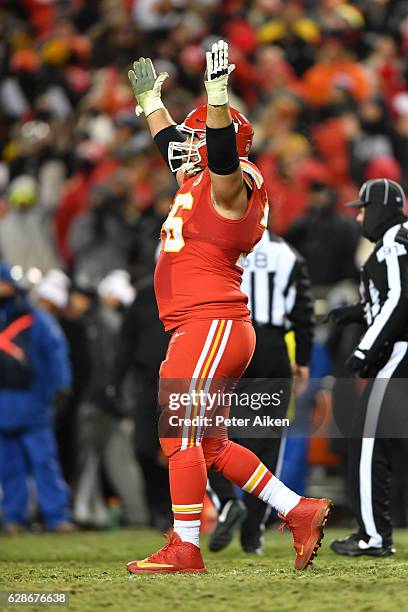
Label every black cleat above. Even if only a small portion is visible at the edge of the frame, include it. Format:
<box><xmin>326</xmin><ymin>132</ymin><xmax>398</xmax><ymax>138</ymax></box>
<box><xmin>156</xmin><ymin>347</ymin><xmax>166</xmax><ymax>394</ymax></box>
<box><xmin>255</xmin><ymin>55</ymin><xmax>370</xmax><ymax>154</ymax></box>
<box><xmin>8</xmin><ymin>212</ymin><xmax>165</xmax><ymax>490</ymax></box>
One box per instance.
<box><xmin>209</xmin><ymin>500</ymin><xmax>247</xmax><ymax>552</ymax></box>
<box><xmin>331</xmin><ymin>533</ymin><xmax>396</xmax><ymax>557</ymax></box>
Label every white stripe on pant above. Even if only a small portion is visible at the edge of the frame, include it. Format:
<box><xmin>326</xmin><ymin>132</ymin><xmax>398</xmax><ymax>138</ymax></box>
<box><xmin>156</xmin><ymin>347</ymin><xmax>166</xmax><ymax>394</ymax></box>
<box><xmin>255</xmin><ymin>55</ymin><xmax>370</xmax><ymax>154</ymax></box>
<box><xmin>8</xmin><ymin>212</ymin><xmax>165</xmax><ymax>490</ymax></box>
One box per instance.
<box><xmin>359</xmin><ymin>341</ymin><xmax>408</xmax><ymax>547</ymax></box>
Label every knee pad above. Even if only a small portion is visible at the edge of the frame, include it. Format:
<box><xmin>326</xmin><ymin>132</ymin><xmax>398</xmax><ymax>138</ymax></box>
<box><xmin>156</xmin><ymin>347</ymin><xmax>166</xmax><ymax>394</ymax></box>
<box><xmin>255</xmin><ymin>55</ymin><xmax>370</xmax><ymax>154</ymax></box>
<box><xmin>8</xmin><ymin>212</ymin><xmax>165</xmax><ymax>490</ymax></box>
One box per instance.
<box><xmin>169</xmin><ymin>444</ymin><xmax>205</xmax><ymax>469</ymax></box>
<box><xmin>160</xmin><ymin>439</ymin><xmax>206</xmax><ymax>471</ymax></box>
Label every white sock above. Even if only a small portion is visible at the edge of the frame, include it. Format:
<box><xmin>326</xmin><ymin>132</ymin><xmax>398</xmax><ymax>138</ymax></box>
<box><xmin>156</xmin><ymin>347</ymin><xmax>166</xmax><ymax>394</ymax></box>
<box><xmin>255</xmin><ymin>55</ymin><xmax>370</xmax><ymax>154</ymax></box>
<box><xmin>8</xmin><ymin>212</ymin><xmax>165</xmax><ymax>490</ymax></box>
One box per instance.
<box><xmin>173</xmin><ymin>519</ymin><xmax>200</xmax><ymax>547</ymax></box>
<box><xmin>258</xmin><ymin>476</ymin><xmax>301</xmax><ymax>516</ymax></box>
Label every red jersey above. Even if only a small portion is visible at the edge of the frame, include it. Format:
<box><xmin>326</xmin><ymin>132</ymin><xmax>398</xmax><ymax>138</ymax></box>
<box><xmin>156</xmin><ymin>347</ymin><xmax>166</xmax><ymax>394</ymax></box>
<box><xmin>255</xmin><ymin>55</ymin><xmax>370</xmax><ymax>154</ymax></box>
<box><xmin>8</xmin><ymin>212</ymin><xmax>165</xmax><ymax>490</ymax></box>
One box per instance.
<box><xmin>154</xmin><ymin>160</ymin><xmax>269</xmax><ymax>331</ymax></box>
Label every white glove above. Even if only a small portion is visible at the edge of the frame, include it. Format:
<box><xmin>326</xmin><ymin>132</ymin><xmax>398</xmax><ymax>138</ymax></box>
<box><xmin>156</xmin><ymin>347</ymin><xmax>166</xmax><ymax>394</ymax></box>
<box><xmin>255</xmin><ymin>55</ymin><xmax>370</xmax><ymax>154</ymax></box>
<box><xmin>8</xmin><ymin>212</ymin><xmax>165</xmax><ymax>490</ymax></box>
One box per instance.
<box><xmin>128</xmin><ymin>57</ymin><xmax>168</xmax><ymax>117</ymax></box>
<box><xmin>204</xmin><ymin>39</ymin><xmax>235</xmax><ymax>106</ymax></box>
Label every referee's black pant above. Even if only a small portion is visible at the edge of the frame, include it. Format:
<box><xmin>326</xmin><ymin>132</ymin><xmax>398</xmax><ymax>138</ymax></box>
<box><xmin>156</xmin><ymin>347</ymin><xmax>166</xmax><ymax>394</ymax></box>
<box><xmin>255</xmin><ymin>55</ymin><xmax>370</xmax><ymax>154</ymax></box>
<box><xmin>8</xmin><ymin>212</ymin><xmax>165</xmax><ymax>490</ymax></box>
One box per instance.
<box><xmin>209</xmin><ymin>325</ymin><xmax>292</xmax><ymax>547</ymax></box>
<box><xmin>348</xmin><ymin>341</ymin><xmax>408</xmax><ymax>548</ymax></box>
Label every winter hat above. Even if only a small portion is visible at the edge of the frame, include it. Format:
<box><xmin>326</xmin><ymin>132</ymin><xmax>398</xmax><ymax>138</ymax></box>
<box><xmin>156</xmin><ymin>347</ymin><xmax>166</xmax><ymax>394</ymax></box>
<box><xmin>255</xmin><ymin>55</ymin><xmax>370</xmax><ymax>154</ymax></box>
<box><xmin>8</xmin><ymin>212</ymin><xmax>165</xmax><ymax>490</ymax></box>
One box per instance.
<box><xmin>392</xmin><ymin>92</ymin><xmax>408</xmax><ymax>117</ymax></box>
<box><xmin>36</xmin><ymin>269</ymin><xmax>71</xmax><ymax>309</ymax></box>
<box><xmin>346</xmin><ymin>178</ymin><xmax>405</xmax><ymax>209</ymax></box>
<box><xmin>8</xmin><ymin>175</ymin><xmax>38</xmax><ymax>208</ymax></box>
<box><xmin>346</xmin><ymin>178</ymin><xmax>406</xmax><ymax>242</ymax></box>
<box><xmin>97</xmin><ymin>270</ymin><xmax>136</xmax><ymax>306</ymax></box>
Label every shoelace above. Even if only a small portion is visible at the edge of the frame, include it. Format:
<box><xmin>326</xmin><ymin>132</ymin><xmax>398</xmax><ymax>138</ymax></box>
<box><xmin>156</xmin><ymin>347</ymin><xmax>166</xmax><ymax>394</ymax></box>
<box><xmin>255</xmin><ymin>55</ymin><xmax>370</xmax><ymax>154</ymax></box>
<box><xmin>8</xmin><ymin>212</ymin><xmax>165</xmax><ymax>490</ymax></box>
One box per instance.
<box><xmin>278</xmin><ymin>513</ymin><xmax>301</xmax><ymax>553</ymax></box>
<box><xmin>278</xmin><ymin>512</ymin><xmax>287</xmax><ymax>535</ymax></box>
<box><xmin>147</xmin><ymin>531</ymin><xmax>180</xmax><ymax>563</ymax></box>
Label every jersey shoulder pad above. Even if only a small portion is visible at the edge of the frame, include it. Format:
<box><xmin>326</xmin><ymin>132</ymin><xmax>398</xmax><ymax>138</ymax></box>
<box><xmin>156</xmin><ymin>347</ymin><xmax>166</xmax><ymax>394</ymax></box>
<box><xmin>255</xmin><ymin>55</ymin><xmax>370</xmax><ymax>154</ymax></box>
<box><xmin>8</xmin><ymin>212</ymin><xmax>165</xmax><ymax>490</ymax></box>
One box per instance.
<box><xmin>239</xmin><ymin>159</ymin><xmax>264</xmax><ymax>190</ymax></box>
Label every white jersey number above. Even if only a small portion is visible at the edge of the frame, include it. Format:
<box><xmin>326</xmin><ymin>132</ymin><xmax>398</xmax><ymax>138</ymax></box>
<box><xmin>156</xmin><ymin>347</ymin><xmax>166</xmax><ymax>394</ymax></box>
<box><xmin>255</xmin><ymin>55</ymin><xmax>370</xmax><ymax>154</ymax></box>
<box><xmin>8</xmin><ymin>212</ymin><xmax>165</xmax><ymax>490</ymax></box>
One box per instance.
<box><xmin>162</xmin><ymin>192</ymin><xmax>194</xmax><ymax>252</ymax></box>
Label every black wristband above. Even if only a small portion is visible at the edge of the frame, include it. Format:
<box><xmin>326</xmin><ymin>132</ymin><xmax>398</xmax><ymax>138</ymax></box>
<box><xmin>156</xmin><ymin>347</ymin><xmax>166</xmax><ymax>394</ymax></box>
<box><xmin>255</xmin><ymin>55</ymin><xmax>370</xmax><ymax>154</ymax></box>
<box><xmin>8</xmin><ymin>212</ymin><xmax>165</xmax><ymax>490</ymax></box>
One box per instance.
<box><xmin>206</xmin><ymin>123</ymin><xmax>240</xmax><ymax>175</ymax></box>
<box><xmin>154</xmin><ymin>125</ymin><xmax>185</xmax><ymax>173</ymax></box>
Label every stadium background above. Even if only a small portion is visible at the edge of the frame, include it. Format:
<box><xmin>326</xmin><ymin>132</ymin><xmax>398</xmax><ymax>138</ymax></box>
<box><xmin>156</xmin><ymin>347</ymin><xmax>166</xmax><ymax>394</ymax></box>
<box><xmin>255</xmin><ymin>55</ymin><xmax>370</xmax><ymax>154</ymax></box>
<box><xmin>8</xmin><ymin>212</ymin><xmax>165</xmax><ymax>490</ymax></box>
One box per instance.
<box><xmin>0</xmin><ymin>0</ymin><xmax>408</xmax><ymax>603</ymax></box>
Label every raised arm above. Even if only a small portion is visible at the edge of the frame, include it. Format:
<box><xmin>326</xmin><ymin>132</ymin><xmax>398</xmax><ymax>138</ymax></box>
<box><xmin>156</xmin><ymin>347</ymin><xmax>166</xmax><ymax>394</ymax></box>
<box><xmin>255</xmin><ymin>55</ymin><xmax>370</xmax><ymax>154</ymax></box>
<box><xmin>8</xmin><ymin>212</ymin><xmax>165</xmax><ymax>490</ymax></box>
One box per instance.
<box><xmin>204</xmin><ymin>41</ymin><xmax>248</xmax><ymax>219</ymax></box>
<box><xmin>128</xmin><ymin>58</ymin><xmax>185</xmax><ymax>181</ymax></box>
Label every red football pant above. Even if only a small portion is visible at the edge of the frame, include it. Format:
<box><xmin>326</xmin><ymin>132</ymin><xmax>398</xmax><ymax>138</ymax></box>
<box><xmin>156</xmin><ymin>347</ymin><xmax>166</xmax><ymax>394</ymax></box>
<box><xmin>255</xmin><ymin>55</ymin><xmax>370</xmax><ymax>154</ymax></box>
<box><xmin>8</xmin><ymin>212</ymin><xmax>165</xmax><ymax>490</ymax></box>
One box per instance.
<box><xmin>158</xmin><ymin>319</ymin><xmax>274</xmax><ymax>523</ymax></box>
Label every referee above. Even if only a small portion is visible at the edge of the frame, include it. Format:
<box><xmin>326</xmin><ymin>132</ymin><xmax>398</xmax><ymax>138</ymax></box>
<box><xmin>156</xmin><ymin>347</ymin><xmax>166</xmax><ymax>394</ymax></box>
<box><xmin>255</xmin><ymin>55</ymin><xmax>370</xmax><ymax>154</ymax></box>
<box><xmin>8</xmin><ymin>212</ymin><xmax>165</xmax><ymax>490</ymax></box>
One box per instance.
<box><xmin>208</xmin><ymin>229</ymin><xmax>314</xmax><ymax>554</ymax></box>
<box><xmin>330</xmin><ymin>178</ymin><xmax>408</xmax><ymax>557</ymax></box>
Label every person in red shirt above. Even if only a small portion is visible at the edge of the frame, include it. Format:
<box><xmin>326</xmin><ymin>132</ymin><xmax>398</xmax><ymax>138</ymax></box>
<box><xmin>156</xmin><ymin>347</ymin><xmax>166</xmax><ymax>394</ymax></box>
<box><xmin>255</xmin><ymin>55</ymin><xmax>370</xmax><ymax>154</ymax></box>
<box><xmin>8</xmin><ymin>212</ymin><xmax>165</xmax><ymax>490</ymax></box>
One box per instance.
<box><xmin>125</xmin><ymin>41</ymin><xmax>331</xmax><ymax>574</ymax></box>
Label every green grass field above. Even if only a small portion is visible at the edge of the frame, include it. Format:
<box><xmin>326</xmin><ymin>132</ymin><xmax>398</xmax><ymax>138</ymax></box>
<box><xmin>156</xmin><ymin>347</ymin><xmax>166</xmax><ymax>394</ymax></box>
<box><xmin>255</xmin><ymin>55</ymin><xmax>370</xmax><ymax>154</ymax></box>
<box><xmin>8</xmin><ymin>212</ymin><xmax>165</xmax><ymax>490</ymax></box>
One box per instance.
<box><xmin>1</xmin><ymin>528</ymin><xmax>407</xmax><ymax>612</ymax></box>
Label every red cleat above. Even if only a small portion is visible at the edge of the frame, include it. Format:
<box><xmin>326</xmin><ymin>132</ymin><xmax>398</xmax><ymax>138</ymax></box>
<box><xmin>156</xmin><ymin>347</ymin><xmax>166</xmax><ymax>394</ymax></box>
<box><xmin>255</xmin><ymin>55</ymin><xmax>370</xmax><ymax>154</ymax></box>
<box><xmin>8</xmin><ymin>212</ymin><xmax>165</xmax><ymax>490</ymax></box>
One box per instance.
<box><xmin>127</xmin><ymin>530</ymin><xmax>206</xmax><ymax>574</ymax></box>
<box><xmin>278</xmin><ymin>497</ymin><xmax>333</xmax><ymax>570</ymax></box>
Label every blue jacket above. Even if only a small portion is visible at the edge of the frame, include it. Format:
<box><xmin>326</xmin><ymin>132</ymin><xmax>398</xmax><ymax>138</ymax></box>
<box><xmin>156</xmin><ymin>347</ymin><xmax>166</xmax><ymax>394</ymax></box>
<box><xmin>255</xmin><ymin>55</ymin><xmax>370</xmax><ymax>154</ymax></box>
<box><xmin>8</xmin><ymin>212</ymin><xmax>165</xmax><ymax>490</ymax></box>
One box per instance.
<box><xmin>0</xmin><ymin>299</ymin><xmax>71</xmax><ymax>432</ymax></box>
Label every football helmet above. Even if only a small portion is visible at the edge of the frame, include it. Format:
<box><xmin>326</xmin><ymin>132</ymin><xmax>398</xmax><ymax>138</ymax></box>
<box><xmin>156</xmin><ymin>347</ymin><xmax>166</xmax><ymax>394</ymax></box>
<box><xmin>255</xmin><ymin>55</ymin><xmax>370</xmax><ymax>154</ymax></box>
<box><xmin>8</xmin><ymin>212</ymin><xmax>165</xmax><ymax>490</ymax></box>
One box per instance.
<box><xmin>168</xmin><ymin>104</ymin><xmax>254</xmax><ymax>173</ymax></box>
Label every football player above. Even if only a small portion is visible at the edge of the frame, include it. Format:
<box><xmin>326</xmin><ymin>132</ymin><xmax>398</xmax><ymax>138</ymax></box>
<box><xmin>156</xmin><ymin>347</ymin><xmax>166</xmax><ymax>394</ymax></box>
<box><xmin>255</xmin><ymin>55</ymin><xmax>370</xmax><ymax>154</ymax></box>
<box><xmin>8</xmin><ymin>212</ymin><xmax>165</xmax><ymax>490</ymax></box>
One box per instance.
<box><xmin>126</xmin><ymin>40</ymin><xmax>331</xmax><ymax>573</ymax></box>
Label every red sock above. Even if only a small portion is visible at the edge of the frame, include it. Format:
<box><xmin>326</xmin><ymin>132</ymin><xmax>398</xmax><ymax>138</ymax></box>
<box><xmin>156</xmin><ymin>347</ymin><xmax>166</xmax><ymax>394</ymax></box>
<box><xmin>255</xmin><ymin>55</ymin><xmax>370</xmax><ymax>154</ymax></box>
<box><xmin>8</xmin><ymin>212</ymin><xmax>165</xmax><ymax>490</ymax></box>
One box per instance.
<box><xmin>212</xmin><ymin>440</ymin><xmax>273</xmax><ymax>495</ymax></box>
<box><xmin>169</xmin><ymin>445</ymin><xmax>207</xmax><ymax>546</ymax></box>
<box><xmin>209</xmin><ymin>440</ymin><xmax>300</xmax><ymax>515</ymax></box>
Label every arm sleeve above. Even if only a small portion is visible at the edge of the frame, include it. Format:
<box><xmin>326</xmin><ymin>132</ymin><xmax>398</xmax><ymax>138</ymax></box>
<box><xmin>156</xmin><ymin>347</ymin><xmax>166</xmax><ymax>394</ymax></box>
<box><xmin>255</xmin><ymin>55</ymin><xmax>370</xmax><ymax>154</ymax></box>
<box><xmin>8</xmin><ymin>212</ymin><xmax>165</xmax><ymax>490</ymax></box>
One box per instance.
<box><xmin>285</xmin><ymin>253</ymin><xmax>315</xmax><ymax>366</ymax></box>
<box><xmin>206</xmin><ymin>123</ymin><xmax>240</xmax><ymax>175</ymax></box>
<box><xmin>358</xmin><ymin>247</ymin><xmax>408</xmax><ymax>360</ymax></box>
<box><xmin>153</xmin><ymin>125</ymin><xmax>185</xmax><ymax>174</ymax></box>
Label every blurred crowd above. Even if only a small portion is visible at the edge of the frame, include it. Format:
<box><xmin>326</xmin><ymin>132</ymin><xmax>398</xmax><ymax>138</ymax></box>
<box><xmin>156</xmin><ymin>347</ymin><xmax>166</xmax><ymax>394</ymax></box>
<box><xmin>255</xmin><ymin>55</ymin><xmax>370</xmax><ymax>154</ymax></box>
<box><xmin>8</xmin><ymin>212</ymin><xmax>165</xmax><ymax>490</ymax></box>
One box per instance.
<box><xmin>0</xmin><ymin>0</ymin><xmax>407</xmax><ymax>531</ymax></box>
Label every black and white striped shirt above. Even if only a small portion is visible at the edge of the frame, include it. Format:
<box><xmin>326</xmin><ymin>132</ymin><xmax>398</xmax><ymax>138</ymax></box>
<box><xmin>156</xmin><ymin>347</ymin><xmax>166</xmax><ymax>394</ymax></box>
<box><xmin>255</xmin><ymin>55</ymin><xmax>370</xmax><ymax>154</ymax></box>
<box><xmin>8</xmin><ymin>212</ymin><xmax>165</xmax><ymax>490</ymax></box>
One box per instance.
<box><xmin>241</xmin><ymin>230</ymin><xmax>314</xmax><ymax>366</ymax></box>
<box><xmin>356</xmin><ymin>221</ymin><xmax>408</xmax><ymax>361</ymax></box>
